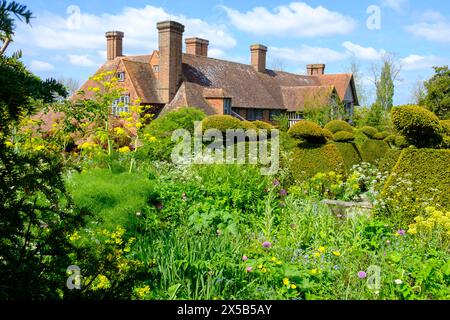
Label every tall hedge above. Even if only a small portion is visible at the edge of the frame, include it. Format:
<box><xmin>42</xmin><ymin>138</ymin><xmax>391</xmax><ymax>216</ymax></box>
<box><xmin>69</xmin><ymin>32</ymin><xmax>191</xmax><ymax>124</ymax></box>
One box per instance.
<box><xmin>334</xmin><ymin>142</ymin><xmax>362</xmax><ymax>170</ymax></box>
<box><xmin>358</xmin><ymin>139</ymin><xmax>389</xmax><ymax>165</ymax></box>
<box><xmin>382</xmin><ymin>148</ymin><xmax>450</xmax><ymax>221</ymax></box>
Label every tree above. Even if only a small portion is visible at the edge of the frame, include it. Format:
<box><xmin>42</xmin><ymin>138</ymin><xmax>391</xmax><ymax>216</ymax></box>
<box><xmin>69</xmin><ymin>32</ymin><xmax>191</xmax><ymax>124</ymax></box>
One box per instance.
<box><xmin>411</xmin><ymin>79</ymin><xmax>427</xmax><ymax>105</ymax></box>
<box><xmin>421</xmin><ymin>66</ymin><xmax>450</xmax><ymax>120</ymax></box>
<box><xmin>373</xmin><ymin>54</ymin><xmax>401</xmax><ymax>111</ymax></box>
<box><xmin>348</xmin><ymin>59</ymin><xmax>369</xmax><ymax>107</ymax></box>
<box><xmin>0</xmin><ymin>0</ymin><xmax>32</xmax><ymax>55</ymax></box>
<box><xmin>57</xmin><ymin>76</ymin><xmax>80</xmax><ymax>98</ymax></box>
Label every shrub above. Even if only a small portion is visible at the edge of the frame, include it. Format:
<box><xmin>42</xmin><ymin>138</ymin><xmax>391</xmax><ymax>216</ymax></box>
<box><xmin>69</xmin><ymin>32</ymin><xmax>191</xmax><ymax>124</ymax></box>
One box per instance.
<box><xmin>333</xmin><ymin>131</ymin><xmax>355</xmax><ymax>142</ymax></box>
<box><xmin>288</xmin><ymin>120</ymin><xmax>327</xmax><ymax>144</ymax></box>
<box><xmin>323</xmin><ymin>129</ymin><xmax>334</xmax><ymax>140</ymax></box>
<box><xmin>324</xmin><ymin>120</ymin><xmax>353</xmax><ymax>134</ymax></box>
<box><xmin>441</xmin><ymin>120</ymin><xmax>450</xmax><ymax>148</ymax></box>
<box><xmin>142</xmin><ymin>107</ymin><xmax>206</xmax><ymax>161</ymax></box>
<box><xmin>378</xmin><ymin>149</ymin><xmax>401</xmax><ymax>172</ymax></box>
<box><xmin>391</xmin><ymin>105</ymin><xmax>443</xmax><ymax>148</ymax></box>
<box><xmin>394</xmin><ymin>135</ymin><xmax>410</xmax><ymax>149</ymax></box>
<box><xmin>374</xmin><ymin>131</ymin><xmax>390</xmax><ymax>140</ymax></box>
<box><xmin>202</xmin><ymin>115</ymin><xmax>244</xmax><ymax>133</ymax></box>
<box><xmin>385</xmin><ymin>134</ymin><xmax>396</xmax><ymax>147</ymax></box>
<box><xmin>358</xmin><ymin>139</ymin><xmax>389</xmax><ymax>165</ymax></box>
<box><xmin>360</xmin><ymin>126</ymin><xmax>379</xmax><ymax>139</ymax></box>
<box><xmin>240</xmin><ymin>121</ymin><xmax>258</xmax><ymax>131</ymax></box>
<box><xmin>288</xmin><ymin>143</ymin><xmax>345</xmax><ymax>180</ymax></box>
<box><xmin>334</xmin><ymin>142</ymin><xmax>362</xmax><ymax>170</ymax></box>
<box><xmin>253</xmin><ymin>120</ymin><xmax>274</xmax><ymax>130</ymax></box>
<box><xmin>382</xmin><ymin>148</ymin><xmax>450</xmax><ymax>222</ymax></box>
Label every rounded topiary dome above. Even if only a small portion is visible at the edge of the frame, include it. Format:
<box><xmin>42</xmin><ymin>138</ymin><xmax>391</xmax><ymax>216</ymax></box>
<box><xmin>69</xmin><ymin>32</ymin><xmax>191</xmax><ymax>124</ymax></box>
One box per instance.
<box><xmin>288</xmin><ymin>120</ymin><xmax>327</xmax><ymax>144</ymax></box>
<box><xmin>324</xmin><ymin>120</ymin><xmax>354</xmax><ymax>134</ymax></box>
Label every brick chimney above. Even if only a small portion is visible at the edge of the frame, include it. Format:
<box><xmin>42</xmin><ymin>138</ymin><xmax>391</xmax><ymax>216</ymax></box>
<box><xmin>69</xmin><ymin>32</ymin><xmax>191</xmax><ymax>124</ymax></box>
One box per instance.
<box><xmin>250</xmin><ymin>44</ymin><xmax>267</xmax><ymax>73</ymax></box>
<box><xmin>105</xmin><ymin>31</ymin><xmax>124</xmax><ymax>61</ymax></box>
<box><xmin>307</xmin><ymin>64</ymin><xmax>326</xmax><ymax>75</ymax></box>
<box><xmin>185</xmin><ymin>37</ymin><xmax>209</xmax><ymax>57</ymax></box>
<box><xmin>157</xmin><ymin>21</ymin><xmax>185</xmax><ymax>104</ymax></box>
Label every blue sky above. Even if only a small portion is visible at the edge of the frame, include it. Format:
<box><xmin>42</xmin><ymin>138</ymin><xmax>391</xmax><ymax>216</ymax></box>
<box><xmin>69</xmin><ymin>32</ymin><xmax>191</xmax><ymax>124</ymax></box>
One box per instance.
<box><xmin>9</xmin><ymin>0</ymin><xmax>450</xmax><ymax>105</ymax></box>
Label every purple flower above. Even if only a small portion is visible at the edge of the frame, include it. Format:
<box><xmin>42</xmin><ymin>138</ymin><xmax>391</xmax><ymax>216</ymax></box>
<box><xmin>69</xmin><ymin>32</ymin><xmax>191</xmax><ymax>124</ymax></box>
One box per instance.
<box><xmin>358</xmin><ymin>271</ymin><xmax>367</xmax><ymax>279</ymax></box>
<box><xmin>242</xmin><ymin>255</ymin><xmax>248</xmax><ymax>262</ymax></box>
<box><xmin>262</xmin><ymin>241</ymin><xmax>272</xmax><ymax>248</ymax></box>
<box><xmin>397</xmin><ymin>229</ymin><xmax>406</xmax><ymax>236</ymax></box>
<box><xmin>273</xmin><ymin>179</ymin><xmax>280</xmax><ymax>187</ymax></box>
<box><xmin>246</xmin><ymin>267</ymin><xmax>253</xmax><ymax>273</ymax></box>
<box><xmin>280</xmin><ymin>189</ymin><xmax>288</xmax><ymax>197</ymax></box>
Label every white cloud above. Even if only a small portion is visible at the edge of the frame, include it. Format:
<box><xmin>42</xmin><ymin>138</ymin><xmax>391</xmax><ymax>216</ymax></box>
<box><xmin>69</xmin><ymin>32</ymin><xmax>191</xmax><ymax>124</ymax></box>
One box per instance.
<box><xmin>15</xmin><ymin>5</ymin><xmax>236</xmax><ymax>53</ymax></box>
<box><xmin>342</xmin><ymin>41</ymin><xmax>386</xmax><ymax>60</ymax></box>
<box><xmin>270</xmin><ymin>45</ymin><xmax>347</xmax><ymax>64</ymax></box>
<box><xmin>400</xmin><ymin>54</ymin><xmax>440</xmax><ymax>71</ymax></box>
<box><xmin>67</xmin><ymin>54</ymin><xmax>97</xmax><ymax>67</ymax></box>
<box><xmin>222</xmin><ymin>2</ymin><xmax>356</xmax><ymax>37</ymax></box>
<box><xmin>381</xmin><ymin>0</ymin><xmax>408</xmax><ymax>14</ymax></box>
<box><xmin>30</xmin><ymin>60</ymin><xmax>54</xmax><ymax>72</ymax></box>
<box><xmin>405</xmin><ymin>21</ymin><xmax>450</xmax><ymax>43</ymax></box>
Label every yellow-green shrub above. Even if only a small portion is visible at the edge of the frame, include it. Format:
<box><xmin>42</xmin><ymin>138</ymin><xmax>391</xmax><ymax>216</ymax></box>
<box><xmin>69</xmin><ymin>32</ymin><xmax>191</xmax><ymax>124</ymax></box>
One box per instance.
<box><xmin>289</xmin><ymin>143</ymin><xmax>345</xmax><ymax>180</ymax></box>
<box><xmin>202</xmin><ymin>115</ymin><xmax>245</xmax><ymax>133</ymax></box>
<box><xmin>323</xmin><ymin>129</ymin><xmax>334</xmax><ymax>140</ymax></box>
<box><xmin>394</xmin><ymin>135</ymin><xmax>409</xmax><ymax>149</ymax></box>
<box><xmin>288</xmin><ymin>120</ymin><xmax>327</xmax><ymax>144</ymax></box>
<box><xmin>334</xmin><ymin>142</ymin><xmax>362</xmax><ymax>170</ymax></box>
<box><xmin>241</xmin><ymin>121</ymin><xmax>258</xmax><ymax>131</ymax></box>
<box><xmin>333</xmin><ymin>131</ymin><xmax>355</xmax><ymax>142</ymax></box>
<box><xmin>407</xmin><ymin>206</ymin><xmax>450</xmax><ymax>240</ymax></box>
<box><xmin>391</xmin><ymin>105</ymin><xmax>443</xmax><ymax>148</ymax></box>
<box><xmin>378</xmin><ymin>149</ymin><xmax>401</xmax><ymax>172</ymax></box>
<box><xmin>385</xmin><ymin>134</ymin><xmax>396</xmax><ymax>148</ymax></box>
<box><xmin>374</xmin><ymin>131</ymin><xmax>389</xmax><ymax>140</ymax></box>
<box><xmin>360</xmin><ymin>126</ymin><xmax>379</xmax><ymax>139</ymax></box>
<box><xmin>253</xmin><ymin>120</ymin><xmax>274</xmax><ymax>130</ymax></box>
<box><xmin>382</xmin><ymin>148</ymin><xmax>450</xmax><ymax>222</ymax></box>
<box><xmin>358</xmin><ymin>139</ymin><xmax>389</xmax><ymax>164</ymax></box>
<box><xmin>324</xmin><ymin>120</ymin><xmax>353</xmax><ymax>134</ymax></box>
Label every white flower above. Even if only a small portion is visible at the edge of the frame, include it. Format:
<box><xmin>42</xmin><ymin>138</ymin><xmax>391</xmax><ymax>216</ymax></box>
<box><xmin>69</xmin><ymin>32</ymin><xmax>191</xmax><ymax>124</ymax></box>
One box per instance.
<box><xmin>136</xmin><ymin>212</ymin><xmax>141</xmax><ymax>217</ymax></box>
<box><xmin>394</xmin><ymin>279</ymin><xmax>403</xmax><ymax>285</ymax></box>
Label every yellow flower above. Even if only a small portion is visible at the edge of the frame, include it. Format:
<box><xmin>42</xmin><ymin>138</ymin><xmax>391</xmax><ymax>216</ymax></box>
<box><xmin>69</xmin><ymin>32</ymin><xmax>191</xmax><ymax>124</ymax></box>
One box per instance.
<box><xmin>257</xmin><ymin>264</ymin><xmax>263</xmax><ymax>269</ymax></box>
<box><xmin>136</xmin><ymin>285</ymin><xmax>150</xmax><ymax>299</ymax></box>
<box><xmin>332</xmin><ymin>251</ymin><xmax>341</xmax><ymax>257</ymax></box>
<box><xmin>114</xmin><ymin>127</ymin><xmax>126</xmax><ymax>136</ymax></box>
<box><xmin>313</xmin><ymin>252</ymin><xmax>321</xmax><ymax>257</ymax></box>
<box><xmin>149</xmin><ymin>136</ymin><xmax>157</xmax><ymax>142</ymax></box>
<box><xmin>276</xmin><ymin>261</ymin><xmax>282</xmax><ymax>265</ymax></box>
<box><xmin>310</xmin><ymin>269</ymin><xmax>318</xmax><ymax>275</ymax></box>
<box><xmin>118</xmin><ymin>146</ymin><xmax>131</xmax><ymax>153</ymax></box>
<box><xmin>5</xmin><ymin>141</ymin><xmax>13</xmax><ymax>148</ymax></box>
<box><xmin>34</xmin><ymin>145</ymin><xmax>45</xmax><ymax>151</ymax></box>
<box><xmin>271</xmin><ymin>257</ymin><xmax>277</xmax><ymax>262</ymax></box>
<box><xmin>283</xmin><ymin>278</ymin><xmax>290</xmax><ymax>285</ymax></box>
<box><xmin>136</xmin><ymin>122</ymin><xmax>143</xmax><ymax>129</ymax></box>
<box><xmin>290</xmin><ymin>284</ymin><xmax>297</xmax><ymax>289</ymax></box>
<box><xmin>318</xmin><ymin>246</ymin><xmax>326</xmax><ymax>253</ymax></box>
<box><xmin>261</xmin><ymin>268</ymin><xmax>267</xmax><ymax>273</ymax></box>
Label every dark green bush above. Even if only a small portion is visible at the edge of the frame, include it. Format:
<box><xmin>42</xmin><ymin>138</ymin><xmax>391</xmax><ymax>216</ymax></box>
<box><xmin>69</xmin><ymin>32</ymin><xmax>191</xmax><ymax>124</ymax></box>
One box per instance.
<box><xmin>358</xmin><ymin>139</ymin><xmax>389</xmax><ymax>165</ymax></box>
<box><xmin>324</xmin><ymin>120</ymin><xmax>354</xmax><ymax>134</ymax></box>
<box><xmin>334</xmin><ymin>142</ymin><xmax>362</xmax><ymax>170</ymax></box>
<box><xmin>391</xmin><ymin>105</ymin><xmax>443</xmax><ymax>148</ymax></box>
<box><xmin>333</xmin><ymin>131</ymin><xmax>355</xmax><ymax>142</ymax></box>
<box><xmin>441</xmin><ymin>120</ymin><xmax>450</xmax><ymax>148</ymax></box>
<box><xmin>289</xmin><ymin>143</ymin><xmax>345</xmax><ymax>180</ymax></box>
<box><xmin>382</xmin><ymin>148</ymin><xmax>450</xmax><ymax>221</ymax></box>
<box><xmin>360</xmin><ymin>126</ymin><xmax>379</xmax><ymax>139</ymax></box>
<box><xmin>288</xmin><ymin>120</ymin><xmax>327</xmax><ymax>144</ymax></box>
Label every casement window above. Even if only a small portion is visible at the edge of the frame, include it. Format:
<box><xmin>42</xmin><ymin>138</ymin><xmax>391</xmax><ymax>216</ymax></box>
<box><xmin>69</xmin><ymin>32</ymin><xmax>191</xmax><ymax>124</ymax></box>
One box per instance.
<box><xmin>247</xmin><ymin>109</ymin><xmax>264</xmax><ymax>121</ymax></box>
<box><xmin>153</xmin><ymin>65</ymin><xmax>159</xmax><ymax>73</ymax></box>
<box><xmin>223</xmin><ymin>98</ymin><xmax>232</xmax><ymax>115</ymax></box>
<box><xmin>269</xmin><ymin>110</ymin><xmax>281</xmax><ymax>121</ymax></box>
<box><xmin>117</xmin><ymin>72</ymin><xmax>125</xmax><ymax>82</ymax></box>
<box><xmin>111</xmin><ymin>95</ymin><xmax>130</xmax><ymax>115</ymax></box>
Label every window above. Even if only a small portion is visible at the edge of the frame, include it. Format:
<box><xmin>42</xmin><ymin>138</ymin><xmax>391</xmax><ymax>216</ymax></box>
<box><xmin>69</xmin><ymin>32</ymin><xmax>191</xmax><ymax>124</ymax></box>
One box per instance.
<box><xmin>117</xmin><ymin>72</ymin><xmax>125</xmax><ymax>82</ymax></box>
<box><xmin>112</xmin><ymin>95</ymin><xmax>130</xmax><ymax>115</ymax></box>
<box><xmin>247</xmin><ymin>109</ymin><xmax>263</xmax><ymax>121</ymax></box>
<box><xmin>270</xmin><ymin>110</ymin><xmax>281</xmax><ymax>121</ymax></box>
<box><xmin>223</xmin><ymin>98</ymin><xmax>231</xmax><ymax>115</ymax></box>
<box><xmin>153</xmin><ymin>65</ymin><xmax>159</xmax><ymax>73</ymax></box>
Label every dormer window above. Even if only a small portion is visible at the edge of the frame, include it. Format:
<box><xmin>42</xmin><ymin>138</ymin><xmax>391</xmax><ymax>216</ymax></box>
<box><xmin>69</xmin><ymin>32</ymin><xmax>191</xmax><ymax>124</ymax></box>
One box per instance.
<box><xmin>153</xmin><ymin>65</ymin><xmax>159</xmax><ymax>73</ymax></box>
<box><xmin>117</xmin><ymin>72</ymin><xmax>125</xmax><ymax>82</ymax></box>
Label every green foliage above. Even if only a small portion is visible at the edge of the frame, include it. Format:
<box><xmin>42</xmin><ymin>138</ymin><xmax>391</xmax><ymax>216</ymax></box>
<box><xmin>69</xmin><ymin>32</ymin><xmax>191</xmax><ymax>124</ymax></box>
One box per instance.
<box><xmin>323</xmin><ymin>128</ymin><xmax>333</xmax><ymax>140</ymax></box>
<box><xmin>201</xmin><ymin>115</ymin><xmax>248</xmax><ymax>133</ymax></box>
<box><xmin>391</xmin><ymin>105</ymin><xmax>443</xmax><ymax>148</ymax></box>
<box><xmin>273</xmin><ymin>113</ymin><xmax>289</xmax><ymax>132</ymax></box>
<box><xmin>288</xmin><ymin>143</ymin><xmax>345</xmax><ymax>181</ymax></box>
<box><xmin>288</xmin><ymin>120</ymin><xmax>327</xmax><ymax>144</ymax></box>
<box><xmin>374</xmin><ymin>131</ymin><xmax>390</xmax><ymax>140</ymax></box>
<box><xmin>324</xmin><ymin>120</ymin><xmax>353</xmax><ymax>134</ymax></box>
<box><xmin>378</xmin><ymin>149</ymin><xmax>401</xmax><ymax>172</ymax></box>
<box><xmin>441</xmin><ymin>120</ymin><xmax>450</xmax><ymax>148</ymax></box>
<box><xmin>359</xmin><ymin>139</ymin><xmax>389</xmax><ymax>165</ymax></box>
<box><xmin>334</xmin><ymin>142</ymin><xmax>362</xmax><ymax>170</ymax></box>
<box><xmin>421</xmin><ymin>66</ymin><xmax>450</xmax><ymax>119</ymax></box>
<box><xmin>360</xmin><ymin>126</ymin><xmax>379</xmax><ymax>139</ymax></box>
<box><xmin>241</xmin><ymin>120</ymin><xmax>258</xmax><ymax>131</ymax></box>
<box><xmin>382</xmin><ymin>149</ymin><xmax>450</xmax><ymax>222</ymax></box>
<box><xmin>142</xmin><ymin>107</ymin><xmax>205</xmax><ymax>161</ymax></box>
<box><xmin>385</xmin><ymin>134</ymin><xmax>396</xmax><ymax>148</ymax></box>
<box><xmin>375</xmin><ymin>59</ymin><xmax>395</xmax><ymax>111</ymax></box>
<box><xmin>365</xmin><ymin>103</ymin><xmax>390</xmax><ymax>130</ymax></box>
<box><xmin>253</xmin><ymin>120</ymin><xmax>274</xmax><ymax>130</ymax></box>
<box><xmin>333</xmin><ymin>131</ymin><xmax>355</xmax><ymax>142</ymax></box>
<box><xmin>394</xmin><ymin>135</ymin><xmax>409</xmax><ymax>149</ymax></box>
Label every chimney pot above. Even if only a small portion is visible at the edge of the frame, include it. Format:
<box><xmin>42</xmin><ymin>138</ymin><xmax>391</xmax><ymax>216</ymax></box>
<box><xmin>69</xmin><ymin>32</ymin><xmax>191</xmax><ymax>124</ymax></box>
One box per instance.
<box><xmin>185</xmin><ymin>37</ymin><xmax>209</xmax><ymax>57</ymax></box>
<box><xmin>105</xmin><ymin>31</ymin><xmax>124</xmax><ymax>60</ymax></box>
<box><xmin>307</xmin><ymin>64</ymin><xmax>326</xmax><ymax>75</ymax></box>
<box><xmin>250</xmin><ymin>44</ymin><xmax>267</xmax><ymax>73</ymax></box>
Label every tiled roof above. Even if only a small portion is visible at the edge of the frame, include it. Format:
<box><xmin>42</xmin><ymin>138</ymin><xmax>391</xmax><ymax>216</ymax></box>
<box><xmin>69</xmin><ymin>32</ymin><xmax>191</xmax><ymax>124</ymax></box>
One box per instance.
<box><xmin>281</xmin><ymin>86</ymin><xmax>336</xmax><ymax>112</ymax></box>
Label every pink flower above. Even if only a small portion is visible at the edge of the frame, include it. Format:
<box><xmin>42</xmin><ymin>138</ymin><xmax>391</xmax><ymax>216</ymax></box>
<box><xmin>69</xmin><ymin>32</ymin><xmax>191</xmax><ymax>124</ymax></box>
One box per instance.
<box><xmin>273</xmin><ymin>179</ymin><xmax>280</xmax><ymax>187</ymax></box>
<box><xmin>397</xmin><ymin>229</ymin><xmax>406</xmax><ymax>236</ymax></box>
<box><xmin>280</xmin><ymin>189</ymin><xmax>287</xmax><ymax>197</ymax></box>
<box><xmin>242</xmin><ymin>255</ymin><xmax>248</xmax><ymax>261</ymax></box>
<box><xmin>262</xmin><ymin>241</ymin><xmax>272</xmax><ymax>248</ymax></box>
<box><xmin>246</xmin><ymin>267</ymin><xmax>253</xmax><ymax>273</ymax></box>
<box><xmin>358</xmin><ymin>271</ymin><xmax>367</xmax><ymax>279</ymax></box>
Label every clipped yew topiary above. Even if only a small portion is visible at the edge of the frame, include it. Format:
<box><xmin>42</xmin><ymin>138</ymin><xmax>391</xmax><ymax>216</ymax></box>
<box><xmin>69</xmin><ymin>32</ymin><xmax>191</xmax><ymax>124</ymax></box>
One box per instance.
<box><xmin>378</xmin><ymin>149</ymin><xmax>402</xmax><ymax>172</ymax></box>
<box><xmin>202</xmin><ymin>115</ymin><xmax>245</xmax><ymax>133</ymax></box>
<box><xmin>323</xmin><ymin>129</ymin><xmax>334</xmax><ymax>140</ymax></box>
<box><xmin>333</xmin><ymin>131</ymin><xmax>355</xmax><ymax>142</ymax></box>
<box><xmin>385</xmin><ymin>134</ymin><xmax>396</xmax><ymax>147</ymax></box>
<box><xmin>360</xmin><ymin>126</ymin><xmax>379</xmax><ymax>139</ymax></box>
<box><xmin>382</xmin><ymin>148</ymin><xmax>450</xmax><ymax>222</ymax></box>
<box><xmin>394</xmin><ymin>135</ymin><xmax>409</xmax><ymax>149</ymax></box>
<box><xmin>358</xmin><ymin>139</ymin><xmax>389</xmax><ymax>165</ymax></box>
<box><xmin>374</xmin><ymin>131</ymin><xmax>390</xmax><ymax>140</ymax></box>
<box><xmin>288</xmin><ymin>120</ymin><xmax>327</xmax><ymax>144</ymax></box>
<box><xmin>334</xmin><ymin>142</ymin><xmax>362</xmax><ymax>170</ymax></box>
<box><xmin>252</xmin><ymin>120</ymin><xmax>274</xmax><ymax>130</ymax></box>
<box><xmin>391</xmin><ymin>105</ymin><xmax>443</xmax><ymax>148</ymax></box>
<box><xmin>240</xmin><ymin>121</ymin><xmax>258</xmax><ymax>131</ymax></box>
<box><xmin>324</xmin><ymin>120</ymin><xmax>354</xmax><ymax>134</ymax></box>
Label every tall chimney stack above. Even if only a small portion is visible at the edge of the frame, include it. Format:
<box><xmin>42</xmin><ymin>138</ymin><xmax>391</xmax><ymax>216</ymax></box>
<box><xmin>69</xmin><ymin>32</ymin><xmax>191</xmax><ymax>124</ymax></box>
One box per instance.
<box><xmin>185</xmin><ymin>37</ymin><xmax>209</xmax><ymax>57</ymax></box>
<box><xmin>250</xmin><ymin>44</ymin><xmax>267</xmax><ymax>73</ymax></box>
<box><xmin>157</xmin><ymin>21</ymin><xmax>185</xmax><ymax>104</ymax></box>
<box><xmin>106</xmin><ymin>31</ymin><xmax>124</xmax><ymax>60</ymax></box>
<box><xmin>307</xmin><ymin>64</ymin><xmax>326</xmax><ymax>75</ymax></box>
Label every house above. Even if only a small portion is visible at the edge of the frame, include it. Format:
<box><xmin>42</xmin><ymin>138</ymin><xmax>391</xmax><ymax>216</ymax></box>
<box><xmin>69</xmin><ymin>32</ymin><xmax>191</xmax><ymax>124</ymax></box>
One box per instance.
<box><xmin>77</xmin><ymin>20</ymin><xmax>359</xmax><ymax>126</ymax></box>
